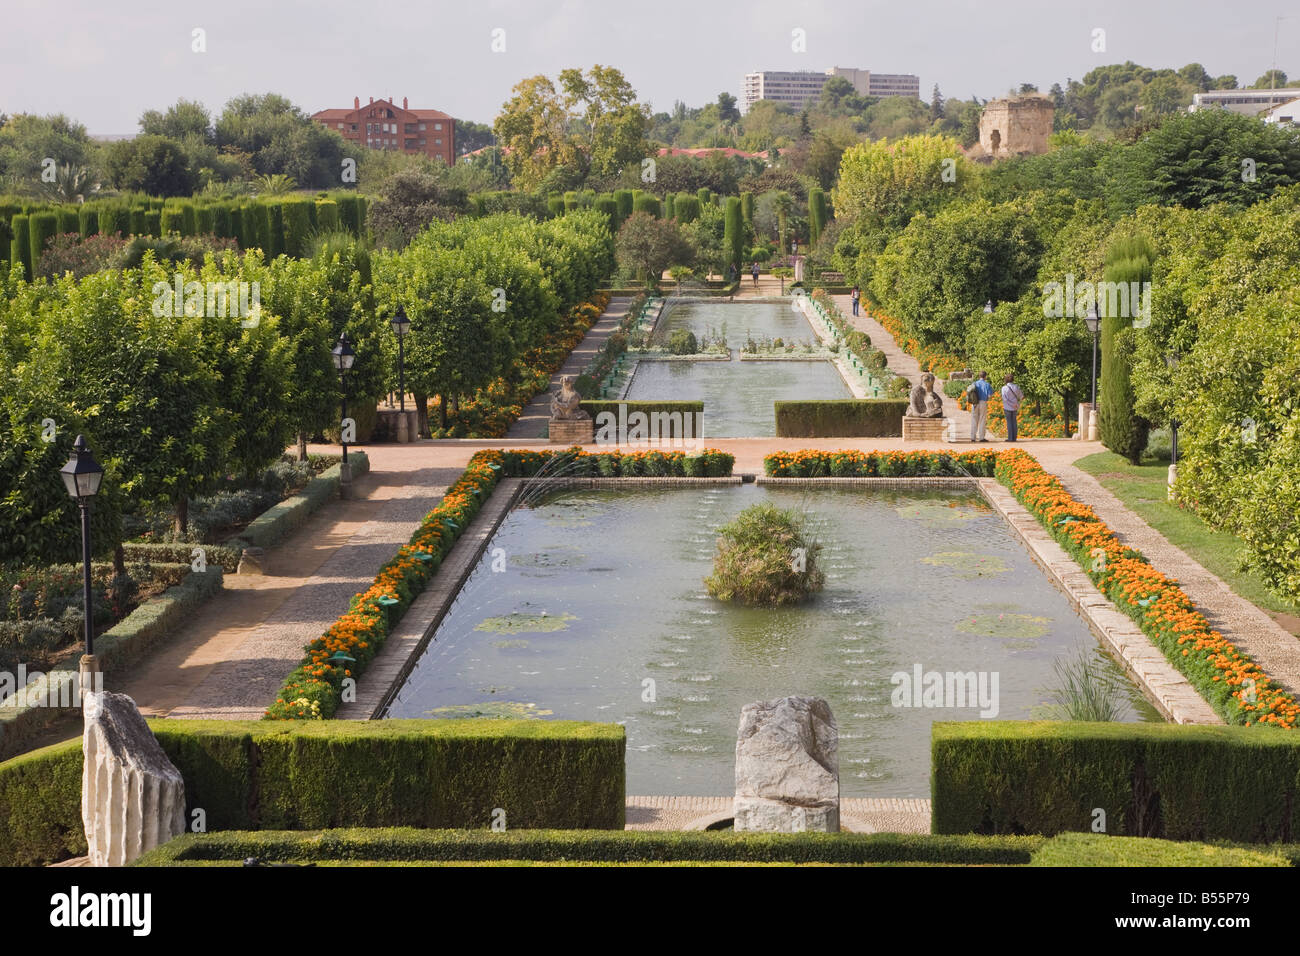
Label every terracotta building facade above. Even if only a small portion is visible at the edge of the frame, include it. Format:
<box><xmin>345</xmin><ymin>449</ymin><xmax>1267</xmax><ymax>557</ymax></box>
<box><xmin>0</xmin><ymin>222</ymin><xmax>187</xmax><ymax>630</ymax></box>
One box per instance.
<box><xmin>312</xmin><ymin>96</ymin><xmax>455</xmax><ymax>164</ymax></box>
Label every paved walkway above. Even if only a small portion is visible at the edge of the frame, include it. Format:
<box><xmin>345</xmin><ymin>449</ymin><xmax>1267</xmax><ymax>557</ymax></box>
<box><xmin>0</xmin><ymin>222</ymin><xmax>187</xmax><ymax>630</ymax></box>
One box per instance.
<box><xmin>833</xmin><ymin>294</ymin><xmax>976</xmax><ymax>439</ymax></box>
<box><xmin>506</xmin><ymin>296</ymin><xmax>633</xmax><ymax>439</ymax></box>
<box><xmin>117</xmin><ymin>446</ymin><xmax>462</xmax><ymax>719</ymax></box>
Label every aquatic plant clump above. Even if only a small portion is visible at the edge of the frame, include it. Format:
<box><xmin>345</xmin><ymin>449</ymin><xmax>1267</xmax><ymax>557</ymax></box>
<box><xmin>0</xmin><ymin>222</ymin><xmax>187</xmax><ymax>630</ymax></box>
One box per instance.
<box><xmin>704</xmin><ymin>503</ymin><xmax>825</xmax><ymax>606</ymax></box>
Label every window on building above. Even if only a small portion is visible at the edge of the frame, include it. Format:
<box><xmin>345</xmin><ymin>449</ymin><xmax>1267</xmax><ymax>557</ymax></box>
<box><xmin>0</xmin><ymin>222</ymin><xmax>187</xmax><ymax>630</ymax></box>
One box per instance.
<box><xmin>419</xmin><ymin>122</ymin><xmax>426</xmax><ymax>130</ymax></box>
<box><xmin>435</xmin><ymin>138</ymin><xmax>442</xmax><ymax>145</ymax></box>
<box><xmin>405</xmin><ymin>123</ymin><xmax>417</xmax><ymax>133</ymax></box>
<box><xmin>434</xmin><ymin>122</ymin><xmax>442</xmax><ymax>130</ymax></box>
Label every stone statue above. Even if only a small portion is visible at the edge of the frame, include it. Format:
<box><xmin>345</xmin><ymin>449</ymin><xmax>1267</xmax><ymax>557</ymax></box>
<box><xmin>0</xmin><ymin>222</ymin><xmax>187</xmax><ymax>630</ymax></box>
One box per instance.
<box><xmin>549</xmin><ymin>375</ymin><xmax>588</xmax><ymax>421</ymax></box>
<box><xmin>905</xmin><ymin>372</ymin><xmax>944</xmax><ymax>418</ymax></box>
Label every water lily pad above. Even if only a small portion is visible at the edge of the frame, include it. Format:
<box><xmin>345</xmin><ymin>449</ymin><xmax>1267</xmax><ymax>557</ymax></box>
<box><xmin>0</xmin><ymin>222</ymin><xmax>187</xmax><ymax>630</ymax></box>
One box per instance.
<box><xmin>491</xmin><ymin>639</ymin><xmax>530</xmax><ymax>649</ymax></box>
<box><xmin>895</xmin><ymin>502</ymin><xmax>984</xmax><ymax>525</ymax></box>
<box><xmin>956</xmin><ymin>612</ymin><xmax>1052</xmax><ymax>640</ymax></box>
<box><xmin>920</xmin><ymin>551</ymin><xmax>1011</xmax><ymax>579</ymax></box>
<box><xmin>425</xmin><ymin>701</ymin><xmax>553</xmax><ymax>719</ymax></box>
<box><xmin>476</xmin><ymin>612</ymin><xmax>576</xmax><ymax>634</ymax></box>
<box><xmin>509</xmin><ymin>547</ymin><xmax>588</xmax><ymax>572</ymax></box>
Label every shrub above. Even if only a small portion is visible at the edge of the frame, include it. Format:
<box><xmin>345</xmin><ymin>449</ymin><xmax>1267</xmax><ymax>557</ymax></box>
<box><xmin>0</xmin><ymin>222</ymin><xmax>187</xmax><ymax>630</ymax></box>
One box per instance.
<box><xmin>1099</xmin><ymin>236</ymin><xmax>1153</xmax><ymax>464</ymax></box>
<box><xmin>705</xmin><ymin>503</ymin><xmax>825</xmax><ymax>606</ymax></box>
<box><xmin>281</xmin><ymin>199</ymin><xmax>312</xmax><ymax>257</ymax></box>
<box><xmin>77</xmin><ymin>206</ymin><xmax>98</xmax><ymax>237</ymax></box>
<box><xmin>632</xmin><ymin>194</ymin><xmax>661</xmax><ymax>218</ymax></box>
<box><xmin>867</xmin><ymin>349</ymin><xmax>888</xmax><ymax>370</ymax></box>
<box><xmin>668</xmin><ymin>328</ymin><xmax>698</xmax><ymax>354</ymax></box>
<box><xmin>774</xmin><ymin>399</ymin><xmax>907</xmax><ymax>437</ymax></box>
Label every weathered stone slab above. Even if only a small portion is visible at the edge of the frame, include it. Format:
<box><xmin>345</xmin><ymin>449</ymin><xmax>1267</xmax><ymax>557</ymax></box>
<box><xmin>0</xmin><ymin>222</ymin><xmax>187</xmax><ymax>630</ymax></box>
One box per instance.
<box><xmin>734</xmin><ymin>695</ymin><xmax>839</xmax><ymax>832</ymax></box>
<box><xmin>82</xmin><ymin>691</ymin><xmax>185</xmax><ymax>867</ymax></box>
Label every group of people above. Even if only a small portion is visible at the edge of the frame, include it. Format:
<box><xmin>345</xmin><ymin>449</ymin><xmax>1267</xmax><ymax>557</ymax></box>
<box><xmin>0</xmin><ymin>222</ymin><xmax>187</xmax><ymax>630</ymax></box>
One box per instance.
<box><xmin>965</xmin><ymin>372</ymin><xmax>1023</xmax><ymax>443</ymax></box>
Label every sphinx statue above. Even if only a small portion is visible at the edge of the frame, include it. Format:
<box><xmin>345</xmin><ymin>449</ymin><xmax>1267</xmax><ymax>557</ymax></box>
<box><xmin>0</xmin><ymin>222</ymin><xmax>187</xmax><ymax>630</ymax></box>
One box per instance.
<box><xmin>549</xmin><ymin>375</ymin><xmax>589</xmax><ymax>421</ymax></box>
<box><xmin>905</xmin><ymin>372</ymin><xmax>944</xmax><ymax>418</ymax></box>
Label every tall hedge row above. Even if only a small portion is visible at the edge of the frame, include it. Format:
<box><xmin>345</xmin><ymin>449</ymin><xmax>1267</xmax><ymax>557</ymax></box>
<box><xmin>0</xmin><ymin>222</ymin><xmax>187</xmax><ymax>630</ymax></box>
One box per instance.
<box><xmin>933</xmin><ymin>721</ymin><xmax>1300</xmax><ymax>843</ymax></box>
<box><xmin>0</xmin><ymin>719</ymin><xmax>626</xmax><ymax>865</ymax></box>
<box><xmin>774</xmin><ymin>399</ymin><xmax>909</xmax><ymax>437</ymax></box>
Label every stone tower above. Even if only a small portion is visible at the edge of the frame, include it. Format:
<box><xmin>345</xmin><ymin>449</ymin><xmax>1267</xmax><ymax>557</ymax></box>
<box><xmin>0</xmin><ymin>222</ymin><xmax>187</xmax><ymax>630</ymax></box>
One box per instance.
<box><xmin>979</xmin><ymin>95</ymin><xmax>1055</xmax><ymax>158</ymax></box>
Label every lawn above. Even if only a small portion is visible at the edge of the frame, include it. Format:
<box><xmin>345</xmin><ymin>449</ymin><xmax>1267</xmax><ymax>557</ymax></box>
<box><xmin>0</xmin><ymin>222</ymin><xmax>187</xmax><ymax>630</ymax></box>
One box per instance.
<box><xmin>1074</xmin><ymin>450</ymin><xmax>1300</xmax><ymax>625</ymax></box>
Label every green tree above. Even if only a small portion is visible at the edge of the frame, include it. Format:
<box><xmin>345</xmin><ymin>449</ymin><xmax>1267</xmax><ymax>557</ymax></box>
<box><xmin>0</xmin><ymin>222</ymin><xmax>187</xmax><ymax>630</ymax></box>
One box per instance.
<box><xmin>1251</xmin><ymin>69</ymin><xmax>1290</xmax><ymax>89</ymax></box>
<box><xmin>723</xmin><ymin>196</ymin><xmax>745</xmax><ymax>272</ymax></box>
<box><xmin>139</xmin><ymin>99</ymin><xmax>213</xmax><ymax>140</ymax></box>
<box><xmin>1098</xmin><ymin>235</ymin><xmax>1153</xmax><ymax>464</ymax></box>
<box><xmin>833</xmin><ymin>133</ymin><xmax>976</xmax><ymax>233</ymax></box>
<box><xmin>615</xmin><ymin>211</ymin><xmax>694</xmax><ymax>287</ymax></box>
<box><xmin>1106</xmin><ymin>108</ymin><xmax>1300</xmax><ymax>215</ymax></box>
<box><xmin>104</xmin><ymin>134</ymin><xmax>196</xmax><ymax>196</ymax></box>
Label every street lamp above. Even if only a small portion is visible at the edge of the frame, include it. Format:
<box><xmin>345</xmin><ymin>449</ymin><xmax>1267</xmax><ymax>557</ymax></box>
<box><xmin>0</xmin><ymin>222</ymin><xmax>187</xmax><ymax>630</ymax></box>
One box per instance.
<box><xmin>331</xmin><ymin>332</ymin><xmax>356</xmax><ymax>499</ymax></box>
<box><xmin>389</xmin><ymin>306</ymin><xmax>410</xmax><ymax>412</ymax></box>
<box><xmin>1165</xmin><ymin>352</ymin><xmax>1182</xmax><ymax>465</ymax></box>
<box><xmin>60</xmin><ymin>435</ymin><xmax>104</xmax><ymax>699</ymax></box>
<box><xmin>1084</xmin><ymin>304</ymin><xmax>1101</xmax><ymax>409</ymax></box>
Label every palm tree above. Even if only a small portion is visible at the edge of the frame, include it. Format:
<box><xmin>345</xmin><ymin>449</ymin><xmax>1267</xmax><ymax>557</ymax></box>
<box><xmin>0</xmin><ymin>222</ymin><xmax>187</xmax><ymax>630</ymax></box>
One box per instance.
<box><xmin>255</xmin><ymin>173</ymin><xmax>297</xmax><ymax>195</ymax></box>
<box><xmin>41</xmin><ymin>163</ymin><xmax>100</xmax><ymax>203</ymax></box>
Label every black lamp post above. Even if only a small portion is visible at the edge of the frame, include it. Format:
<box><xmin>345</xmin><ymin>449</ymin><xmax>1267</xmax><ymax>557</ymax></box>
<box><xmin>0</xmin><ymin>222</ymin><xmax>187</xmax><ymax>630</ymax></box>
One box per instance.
<box><xmin>389</xmin><ymin>306</ymin><xmax>410</xmax><ymax>412</ymax></box>
<box><xmin>1084</xmin><ymin>304</ymin><xmax>1101</xmax><ymax>409</ymax></box>
<box><xmin>1165</xmin><ymin>351</ymin><xmax>1182</xmax><ymax>465</ymax></box>
<box><xmin>332</xmin><ymin>333</ymin><xmax>356</xmax><ymax>497</ymax></box>
<box><xmin>60</xmin><ymin>435</ymin><xmax>104</xmax><ymax>687</ymax></box>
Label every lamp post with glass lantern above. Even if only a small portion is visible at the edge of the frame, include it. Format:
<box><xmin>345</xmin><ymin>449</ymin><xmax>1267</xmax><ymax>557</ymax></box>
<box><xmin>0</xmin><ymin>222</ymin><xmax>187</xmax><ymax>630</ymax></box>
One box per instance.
<box><xmin>1084</xmin><ymin>304</ymin><xmax>1101</xmax><ymax>441</ymax></box>
<box><xmin>1165</xmin><ymin>352</ymin><xmax>1182</xmax><ymax>499</ymax></box>
<box><xmin>389</xmin><ymin>307</ymin><xmax>411</xmax><ymax>442</ymax></box>
<box><xmin>332</xmin><ymin>332</ymin><xmax>356</xmax><ymax>499</ymax></box>
<box><xmin>60</xmin><ymin>435</ymin><xmax>104</xmax><ymax>700</ymax></box>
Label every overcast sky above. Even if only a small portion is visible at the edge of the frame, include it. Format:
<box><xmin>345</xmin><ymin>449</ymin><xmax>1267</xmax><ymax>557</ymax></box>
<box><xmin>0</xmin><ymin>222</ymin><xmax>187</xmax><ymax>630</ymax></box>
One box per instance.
<box><xmin>1</xmin><ymin>0</ymin><xmax>1297</xmax><ymax>135</ymax></box>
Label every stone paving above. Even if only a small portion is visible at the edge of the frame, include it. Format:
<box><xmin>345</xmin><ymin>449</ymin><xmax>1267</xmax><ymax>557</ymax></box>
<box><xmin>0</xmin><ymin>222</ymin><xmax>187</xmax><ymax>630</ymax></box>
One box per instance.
<box><xmin>626</xmin><ymin>796</ymin><xmax>930</xmax><ymax>833</ymax></box>
<box><xmin>506</xmin><ymin>296</ymin><xmax>632</xmax><ymax>439</ymax></box>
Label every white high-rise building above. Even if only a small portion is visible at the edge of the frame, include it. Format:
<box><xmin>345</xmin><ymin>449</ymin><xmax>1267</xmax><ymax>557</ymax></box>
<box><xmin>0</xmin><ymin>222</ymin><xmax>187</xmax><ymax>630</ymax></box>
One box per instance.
<box><xmin>741</xmin><ymin>67</ymin><xmax>920</xmax><ymax>113</ymax></box>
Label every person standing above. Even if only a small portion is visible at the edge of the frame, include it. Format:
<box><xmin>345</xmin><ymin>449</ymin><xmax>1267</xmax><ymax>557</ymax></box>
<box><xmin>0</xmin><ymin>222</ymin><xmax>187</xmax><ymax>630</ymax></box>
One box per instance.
<box><xmin>1001</xmin><ymin>373</ymin><xmax>1024</xmax><ymax>443</ymax></box>
<box><xmin>967</xmin><ymin>371</ymin><xmax>995</xmax><ymax>442</ymax></box>
<box><xmin>751</xmin><ymin>261</ymin><xmax>760</xmax><ymax>287</ymax></box>
<box><xmin>850</xmin><ymin>285</ymin><xmax>860</xmax><ymax>317</ymax></box>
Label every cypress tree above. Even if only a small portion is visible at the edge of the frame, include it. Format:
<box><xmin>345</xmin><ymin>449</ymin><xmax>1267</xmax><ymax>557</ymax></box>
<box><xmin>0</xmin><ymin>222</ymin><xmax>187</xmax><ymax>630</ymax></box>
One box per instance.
<box><xmin>547</xmin><ymin>195</ymin><xmax>565</xmax><ymax>218</ymax></box>
<box><xmin>10</xmin><ymin>214</ymin><xmax>31</xmax><ymax>279</ymax></box>
<box><xmin>633</xmin><ymin>194</ymin><xmax>661</xmax><ymax>218</ymax></box>
<box><xmin>740</xmin><ymin>191</ymin><xmax>754</xmax><ymax>228</ymax></box>
<box><xmin>674</xmin><ymin>194</ymin><xmax>700</xmax><ymax>225</ymax></box>
<box><xmin>28</xmin><ymin>212</ymin><xmax>57</xmax><ymax>275</ymax></box>
<box><xmin>78</xmin><ymin>206</ymin><xmax>99</xmax><ymax>237</ymax></box>
<box><xmin>1099</xmin><ymin>235</ymin><xmax>1154</xmax><ymax>465</ymax></box>
<box><xmin>724</xmin><ymin>197</ymin><xmax>744</xmax><ymax>273</ymax></box>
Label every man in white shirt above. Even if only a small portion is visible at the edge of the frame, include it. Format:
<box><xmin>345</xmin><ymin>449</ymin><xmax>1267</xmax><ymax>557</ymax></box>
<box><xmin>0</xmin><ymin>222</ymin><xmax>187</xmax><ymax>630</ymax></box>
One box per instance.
<box><xmin>1001</xmin><ymin>373</ymin><xmax>1024</xmax><ymax>443</ymax></box>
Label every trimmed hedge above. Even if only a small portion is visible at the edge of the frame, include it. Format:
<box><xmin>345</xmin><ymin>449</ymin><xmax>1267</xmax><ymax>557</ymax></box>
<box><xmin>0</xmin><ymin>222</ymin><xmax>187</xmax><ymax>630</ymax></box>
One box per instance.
<box><xmin>28</xmin><ymin>211</ymin><xmax>57</xmax><ymax>275</ymax></box>
<box><xmin>0</xmin><ymin>739</ymin><xmax>85</xmax><ymax>866</ymax></box>
<box><xmin>764</xmin><ymin>448</ymin><xmax>998</xmax><ymax>477</ymax></box>
<box><xmin>581</xmin><ymin>400</ymin><xmax>704</xmax><ymax>440</ymax></box>
<box><xmin>0</xmin><ymin>719</ymin><xmax>625</xmax><ymax>865</ymax></box>
<box><xmin>9</xmin><ymin>214</ymin><xmax>30</xmax><ymax>278</ymax></box>
<box><xmin>1027</xmin><ymin>832</ymin><xmax>1288</xmax><ymax>867</ymax></box>
<box><xmin>774</xmin><ymin>399</ymin><xmax>908</xmax><ymax>437</ymax></box>
<box><xmin>121</xmin><ymin>541</ymin><xmax>243</xmax><ymax>573</ymax></box>
<box><xmin>233</xmin><ymin>453</ymin><xmax>368</xmax><ymax>551</ymax></box>
<box><xmin>933</xmin><ymin>721</ymin><xmax>1300</xmax><ymax>842</ymax></box>
<box><xmin>135</xmin><ymin>827</ymin><xmax>1040</xmax><ymax>866</ymax></box>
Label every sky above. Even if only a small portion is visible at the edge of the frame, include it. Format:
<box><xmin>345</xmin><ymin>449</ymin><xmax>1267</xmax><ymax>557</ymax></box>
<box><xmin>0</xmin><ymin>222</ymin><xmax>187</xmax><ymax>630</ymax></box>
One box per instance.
<box><xmin>1</xmin><ymin>0</ymin><xmax>1297</xmax><ymax>135</ymax></box>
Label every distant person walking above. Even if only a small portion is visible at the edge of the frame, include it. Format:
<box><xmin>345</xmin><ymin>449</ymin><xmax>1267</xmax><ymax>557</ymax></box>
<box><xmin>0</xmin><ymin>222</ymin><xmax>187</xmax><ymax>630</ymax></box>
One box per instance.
<box><xmin>1001</xmin><ymin>373</ymin><xmax>1024</xmax><ymax>443</ymax></box>
<box><xmin>751</xmin><ymin>261</ymin><xmax>760</xmax><ymax>286</ymax></box>
<box><xmin>967</xmin><ymin>371</ymin><xmax>995</xmax><ymax>442</ymax></box>
<box><xmin>850</xmin><ymin>285</ymin><xmax>861</xmax><ymax>317</ymax></box>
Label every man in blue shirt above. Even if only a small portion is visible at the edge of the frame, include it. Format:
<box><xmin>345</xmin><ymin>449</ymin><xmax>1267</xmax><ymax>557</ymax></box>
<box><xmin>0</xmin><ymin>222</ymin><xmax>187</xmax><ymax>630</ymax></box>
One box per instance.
<box><xmin>968</xmin><ymin>371</ymin><xmax>995</xmax><ymax>442</ymax></box>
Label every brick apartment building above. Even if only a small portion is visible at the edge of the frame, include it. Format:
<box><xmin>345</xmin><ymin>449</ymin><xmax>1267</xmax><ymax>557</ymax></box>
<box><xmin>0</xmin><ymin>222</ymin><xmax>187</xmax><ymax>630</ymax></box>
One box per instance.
<box><xmin>311</xmin><ymin>96</ymin><xmax>455</xmax><ymax>164</ymax></box>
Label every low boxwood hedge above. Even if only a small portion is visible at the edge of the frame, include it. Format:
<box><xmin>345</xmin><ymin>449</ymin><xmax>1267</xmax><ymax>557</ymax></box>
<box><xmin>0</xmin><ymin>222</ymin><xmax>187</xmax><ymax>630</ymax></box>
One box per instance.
<box><xmin>121</xmin><ymin>542</ymin><xmax>243</xmax><ymax>573</ymax></box>
<box><xmin>933</xmin><ymin>721</ymin><xmax>1300</xmax><ymax>842</ymax></box>
<box><xmin>1027</xmin><ymin>832</ymin><xmax>1288</xmax><ymax>867</ymax></box>
<box><xmin>133</xmin><ymin>827</ymin><xmax>1042</xmax><ymax>866</ymax></box>
<box><xmin>0</xmin><ymin>718</ymin><xmax>625</xmax><ymax>865</ymax></box>
<box><xmin>774</xmin><ymin>400</ymin><xmax>908</xmax><ymax>437</ymax></box>
<box><xmin>235</xmin><ymin>452</ymin><xmax>369</xmax><ymax>551</ymax></box>
<box><xmin>580</xmin><ymin>400</ymin><xmax>704</xmax><ymax>441</ymax></box>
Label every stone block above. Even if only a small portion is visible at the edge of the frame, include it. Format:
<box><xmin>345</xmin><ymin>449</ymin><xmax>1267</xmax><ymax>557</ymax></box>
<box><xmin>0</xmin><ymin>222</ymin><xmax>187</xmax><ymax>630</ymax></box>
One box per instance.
<box><xmin>734</xmin><ymin>695</ymin><xmax>839</xmax><ymax>832</ymax></box>
<box><xmin>549</xmin><ymin>418</ymin><xmax>593</xmax><ymax>445</ymax></box>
